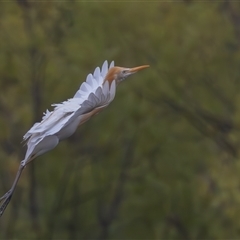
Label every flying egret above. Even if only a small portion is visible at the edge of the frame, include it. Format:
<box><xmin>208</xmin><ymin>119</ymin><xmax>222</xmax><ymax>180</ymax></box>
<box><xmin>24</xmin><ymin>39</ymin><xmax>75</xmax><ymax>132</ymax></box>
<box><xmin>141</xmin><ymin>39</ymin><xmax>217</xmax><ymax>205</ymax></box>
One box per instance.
<box><xmin>0</xmin><ymin>60</ymin><xmax>149</xmax><ymax>216</ymax></box>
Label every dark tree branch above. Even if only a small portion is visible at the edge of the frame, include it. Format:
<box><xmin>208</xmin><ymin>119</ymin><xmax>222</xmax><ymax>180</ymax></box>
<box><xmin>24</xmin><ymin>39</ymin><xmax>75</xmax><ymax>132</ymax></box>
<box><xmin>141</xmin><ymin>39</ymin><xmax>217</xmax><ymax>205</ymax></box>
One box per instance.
<box><xmin>16</xmin><ymin>0</ymin><xmax>46</xmax><ymax>231</ymax></box>
<box><xmin>166</xmin><ymin>213</ymin><xmax>190</xmax><ymax>239</ymax></box>
<box><xmin>140</xmin><ymin>90</ymin><xmax>238</xmax><ymax>158</ymax></box>
<box><xmin>161</xmin><ymin>96</ymin><xmax>237</xmax><ymax>157</ymax></box>
<box><xmin>97</xmin><ymin>140</ymin><xmax>134</xmax><ymax>240</ymax></box>
<box><xmin>221</xmin><ymin>0</ymin><xmax>240</xmax><ymax>42</ymax></box>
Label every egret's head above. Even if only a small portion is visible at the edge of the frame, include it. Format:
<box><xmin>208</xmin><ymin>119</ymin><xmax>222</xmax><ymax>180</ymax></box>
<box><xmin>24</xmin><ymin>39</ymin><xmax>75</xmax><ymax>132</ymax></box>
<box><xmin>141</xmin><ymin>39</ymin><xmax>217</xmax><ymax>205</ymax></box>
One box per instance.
<box><xmin>104</xmin><ymin>64</ymin><xmax>149</xmax><ymax>84</ymax></box>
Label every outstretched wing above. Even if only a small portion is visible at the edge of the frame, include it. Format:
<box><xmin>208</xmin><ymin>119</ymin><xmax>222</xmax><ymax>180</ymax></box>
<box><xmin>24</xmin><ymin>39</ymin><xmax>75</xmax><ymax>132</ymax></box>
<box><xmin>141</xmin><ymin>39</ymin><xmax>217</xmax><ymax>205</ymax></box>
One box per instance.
<box><xmin>23</xmin><ymin>61</ymin><xmax>116</xmax><ymax>163</ymax></box>
<box><xmin>24</xmin><ymin>60</ymin><xmax>115</xmax><ymax>141</ymax></box>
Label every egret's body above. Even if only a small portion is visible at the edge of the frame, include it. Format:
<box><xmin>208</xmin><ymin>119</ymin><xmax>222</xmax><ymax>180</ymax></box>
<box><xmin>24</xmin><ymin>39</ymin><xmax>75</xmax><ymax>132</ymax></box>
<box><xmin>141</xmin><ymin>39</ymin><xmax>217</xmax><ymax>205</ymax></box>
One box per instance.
<box><xmin>0</xmin><ymin>60</ymin><xmax>149</xmax><ymax>216</ymax></box>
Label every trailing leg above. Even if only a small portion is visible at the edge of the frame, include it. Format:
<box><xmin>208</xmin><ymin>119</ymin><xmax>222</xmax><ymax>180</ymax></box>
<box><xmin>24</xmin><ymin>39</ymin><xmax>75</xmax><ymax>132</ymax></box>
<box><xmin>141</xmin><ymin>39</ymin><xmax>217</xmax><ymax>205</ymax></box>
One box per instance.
<box><xmin>0</xmin><ymin>160</ymin><xmax>25</xmax><ymax>217</ymax></box>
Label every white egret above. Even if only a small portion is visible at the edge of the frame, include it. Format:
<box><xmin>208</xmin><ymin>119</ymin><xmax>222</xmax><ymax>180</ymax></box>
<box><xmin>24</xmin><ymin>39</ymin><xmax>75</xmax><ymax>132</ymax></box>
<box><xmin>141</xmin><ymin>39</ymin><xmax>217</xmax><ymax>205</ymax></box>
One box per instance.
<box><xmin>0</xmin><ymin>60</ymin><xmax>149</xmax><ymax>216</ymax></box>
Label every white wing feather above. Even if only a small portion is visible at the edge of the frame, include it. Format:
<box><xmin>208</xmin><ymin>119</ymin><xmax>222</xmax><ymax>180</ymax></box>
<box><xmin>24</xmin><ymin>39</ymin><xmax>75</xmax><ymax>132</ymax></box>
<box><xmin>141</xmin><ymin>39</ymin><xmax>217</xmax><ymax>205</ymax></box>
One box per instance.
<box><xmin>23</xmin><ymin>60</ymin><xmax>116</xmax><ymax>163</ymax></box>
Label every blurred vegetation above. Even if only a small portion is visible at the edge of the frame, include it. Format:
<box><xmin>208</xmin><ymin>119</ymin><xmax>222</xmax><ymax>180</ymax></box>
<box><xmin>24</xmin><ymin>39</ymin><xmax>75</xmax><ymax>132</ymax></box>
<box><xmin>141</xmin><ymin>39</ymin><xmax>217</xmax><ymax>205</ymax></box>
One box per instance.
<box><xmin>1</xmin><ymin>1</ymin><xmax>240</xmax><ymax>239</ymax></box>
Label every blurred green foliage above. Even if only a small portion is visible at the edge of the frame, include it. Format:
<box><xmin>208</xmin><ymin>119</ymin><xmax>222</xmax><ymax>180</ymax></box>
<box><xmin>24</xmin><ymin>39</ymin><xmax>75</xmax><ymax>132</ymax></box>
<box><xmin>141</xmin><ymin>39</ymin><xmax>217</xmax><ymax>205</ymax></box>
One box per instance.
<box><xmin>1</xmin><ymin>1</ymin><xmax>240</xmax><ymax>239</ymax></box>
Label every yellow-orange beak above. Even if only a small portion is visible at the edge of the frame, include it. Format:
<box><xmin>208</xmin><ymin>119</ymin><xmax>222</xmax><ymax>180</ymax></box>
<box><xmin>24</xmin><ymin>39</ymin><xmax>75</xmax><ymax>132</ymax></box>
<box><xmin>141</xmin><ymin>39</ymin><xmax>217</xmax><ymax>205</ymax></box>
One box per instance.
<box><xmin>129</xmin><ymin>65</ymin><xmax>150</xmax><ymax>73</ymax></box>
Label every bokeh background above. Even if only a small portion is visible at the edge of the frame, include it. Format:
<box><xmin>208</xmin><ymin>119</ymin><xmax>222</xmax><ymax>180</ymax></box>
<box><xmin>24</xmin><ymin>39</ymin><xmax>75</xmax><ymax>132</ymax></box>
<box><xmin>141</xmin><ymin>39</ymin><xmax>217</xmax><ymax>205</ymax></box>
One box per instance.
<box><xmin>1</xmin><ymin>1</ymin><xmax>240</xmax><ymax>239</ymax></box>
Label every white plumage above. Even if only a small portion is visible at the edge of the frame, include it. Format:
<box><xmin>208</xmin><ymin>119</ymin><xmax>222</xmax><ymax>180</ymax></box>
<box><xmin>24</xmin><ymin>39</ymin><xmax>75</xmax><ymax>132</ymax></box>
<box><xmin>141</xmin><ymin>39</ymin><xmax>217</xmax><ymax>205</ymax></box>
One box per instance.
<box><xmin>23</xmin><ymin>60</ymin><xmax>116</xmax><ymax>164</ymax></box>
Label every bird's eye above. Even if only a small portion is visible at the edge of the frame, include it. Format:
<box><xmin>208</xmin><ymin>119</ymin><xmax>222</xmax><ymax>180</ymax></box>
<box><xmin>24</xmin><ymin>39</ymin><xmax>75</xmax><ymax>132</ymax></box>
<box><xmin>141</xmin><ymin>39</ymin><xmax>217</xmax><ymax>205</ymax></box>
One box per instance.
<box><xmin>122</xmin><ymin>70</ymin><xmax>128</xmax><ymax>74</ymax></box>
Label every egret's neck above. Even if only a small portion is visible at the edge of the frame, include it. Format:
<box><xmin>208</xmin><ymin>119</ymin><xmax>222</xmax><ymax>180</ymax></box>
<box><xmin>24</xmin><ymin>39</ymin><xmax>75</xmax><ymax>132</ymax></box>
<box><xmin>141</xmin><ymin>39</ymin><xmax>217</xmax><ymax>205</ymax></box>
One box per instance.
<box><xmin>103</xmin><ymin>67</ymin><xmax>123</xmax><ymax>85</ymax></box>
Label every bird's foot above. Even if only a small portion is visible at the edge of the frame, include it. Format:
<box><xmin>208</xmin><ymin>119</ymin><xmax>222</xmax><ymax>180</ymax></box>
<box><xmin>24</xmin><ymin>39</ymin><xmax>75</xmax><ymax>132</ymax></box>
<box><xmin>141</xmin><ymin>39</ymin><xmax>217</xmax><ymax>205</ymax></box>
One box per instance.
<box><xmin>0</xmin><ymin>190</ymin><xmax>13</xmax><ymax>217</ymax></box>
